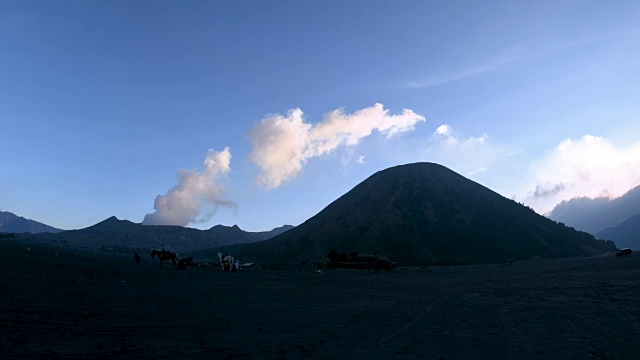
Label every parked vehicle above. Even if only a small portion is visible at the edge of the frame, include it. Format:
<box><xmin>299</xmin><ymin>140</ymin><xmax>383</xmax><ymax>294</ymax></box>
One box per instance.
<box><xmin>616</xmin><ymin>248</ymin><xmax>632</xmax><ymax>257</ymax></box>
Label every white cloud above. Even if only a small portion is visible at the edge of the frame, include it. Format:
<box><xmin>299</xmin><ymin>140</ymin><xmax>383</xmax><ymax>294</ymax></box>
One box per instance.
<box><xmin>406</xmin><ymin>66</ymin><xmax>496</xmax><ymax>89</ymax></box>
<box><xmin>249</xmin><ymin>103</ymin><xmax>426</xmax><ymax>189</ymax></box>
<box><xmin>423</xmin><ymin>124</ymin><xmax>507</xmax><ymax>178</ymax></box>
<box><xmin>522</xmin><ymin>135</ymin><xmax>640</xmax><ymax>214</ymax></box>
<box><xmin>435</xmin><ymin>124</ymin><xmax>451</xmax><ymax>136</ymax></box>
<box><xmin>406</xmin><ymin>46</ymin><xmax>526</xmax><ymax>89</ymax></box>
<box><xmin>468</xmin><ymin>167</ymin><xmax>488</xmax><ymax>176</ymax></box>
<box><xmin>432</xmin><ymin>123</ymin><xmax>488</xmax><ymax>151</ymax></box>
<box><xmin>406</xmin><ymin>31</ymin><xmax>639</xmax><ymax>89</ymax></box>
<box><xmin>142</xmin><ymin>147</ymin><xmax>235</xmax><ymax>226</ymax></box>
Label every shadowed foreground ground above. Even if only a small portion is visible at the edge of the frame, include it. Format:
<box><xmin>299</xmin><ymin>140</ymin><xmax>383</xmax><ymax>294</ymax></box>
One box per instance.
<box><xmin>1</xmin><ymin>240</ymin><xmax>639</xmax><ymax>359</ymax></box>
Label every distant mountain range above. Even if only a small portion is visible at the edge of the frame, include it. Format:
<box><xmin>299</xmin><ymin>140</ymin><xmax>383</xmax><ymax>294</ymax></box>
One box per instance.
<box><xmin>595</xmin><ymin>213</ymin><xmax>640</xmax><ymax>250</ymax></box>
<box><xmin>206</xmin><ymin>163</ymin><xmax>615</xmax><ymax>266</ymax></box>
<box><xmin>0</xmin><ymin>211</ymin><xmax>64</xmax><ymax>234</ymax></box>
<box><xmin>16</xmin><ymin>216</ymin><xmax>294</xmax><ymax>253</ymax></box>
<box><xmin>549</xmin><ymin>185</ymin><xmax>640</xmax><ymax>235</ymax></box>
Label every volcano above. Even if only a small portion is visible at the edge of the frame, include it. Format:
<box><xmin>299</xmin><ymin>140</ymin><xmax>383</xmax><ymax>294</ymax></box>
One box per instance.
<box><xmin>210</xmin><ymin>163</ymin><xmax>615</xmax><ymax>265</ymax></box>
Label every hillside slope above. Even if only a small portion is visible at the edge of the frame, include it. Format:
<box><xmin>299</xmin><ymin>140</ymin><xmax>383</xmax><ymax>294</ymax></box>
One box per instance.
<box><xmin>0</xmin><ymin>211</ymin><xmax>64</xmax><ymax>234</ymax></box>
<box><xmin>595</xmin><ymin>213</ymin><xmax>640</xmax><ymax>250</ymax></box>
<box><xmin>210</xmin><ymin>163</ymin><xmax>615</xmax><ymax>265</ymax></box>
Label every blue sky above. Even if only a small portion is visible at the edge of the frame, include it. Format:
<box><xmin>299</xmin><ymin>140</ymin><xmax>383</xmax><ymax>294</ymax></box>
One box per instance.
<box><xmin>2</xmin><ymin>0</ymin><xmax>640</xmax><ymax>231</ymax></box>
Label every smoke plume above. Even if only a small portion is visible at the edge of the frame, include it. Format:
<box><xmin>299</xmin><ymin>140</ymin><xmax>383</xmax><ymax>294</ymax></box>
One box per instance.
<box><xmin>142</xmin><ymin>147</ymin><xmax>235</xmax><ymax>226</ymax></box>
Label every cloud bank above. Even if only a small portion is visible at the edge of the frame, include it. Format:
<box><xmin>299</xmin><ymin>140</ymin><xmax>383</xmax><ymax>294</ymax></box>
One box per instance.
<box><xmin>524</xmin><ymin>135</ymin><xmax>640</xmax><ymax>214</ymax></box>
<box><xmin>249</xmin><ymin>103</ymin><xmax>426</xmax><ymax>189</ymax></box>
<box><xmin>142</xmin><ymin>147</ymin><xmax>235</xmax><ymax>226</ymax></box>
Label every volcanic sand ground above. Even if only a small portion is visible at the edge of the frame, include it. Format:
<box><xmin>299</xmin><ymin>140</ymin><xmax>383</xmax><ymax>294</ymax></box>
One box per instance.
<box><xmin>1</xmin><ymin>240</ymin><xmax>639</xmax><ymax>359</ymax></box>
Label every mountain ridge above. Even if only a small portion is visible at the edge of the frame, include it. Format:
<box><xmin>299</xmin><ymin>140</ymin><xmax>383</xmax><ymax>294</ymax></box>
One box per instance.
<box><xmin>549</xmin><ymin>185</ymin><xmax>640</xmax><ymax>234</ymax></box>
<box><xmin>207</xmin><ymin>162</ymin><xmax>615</xmax><ymax>265</ymax></box>
<box><xmin>0</xmin><ymin>211</ymin><xmax>64</xmax><ymax>234</ymax></box>
<box><xmin>19</xmin><ymin>216</ymin><xmax>294</xmax><ymax>253</ymax></box>
<box><xmin>595</xmin><ymin>213</ymin><xmax>640</xmax><ymax>250</ymax></box>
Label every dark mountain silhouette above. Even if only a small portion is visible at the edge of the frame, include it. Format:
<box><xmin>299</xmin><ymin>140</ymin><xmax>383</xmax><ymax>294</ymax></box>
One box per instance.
<box><xmin>595</xmin><ymin>213</ymin><xmax>640</xmax><ymax>250</ymax></box>
<box><xmin>549</xmin><ymin>185</ymin><xmax>640</xmax><ymax>234</ymax></box>
<box><xmin>207</xmin><ymin>163</ymin><xmax>615</xmax><ymax>265</ymax></box>
<box><xmin>0</xmin><ymin>211</ymin><xmax>64</xmax><ymax>234</ymax></box>
<box><xmin>22</xmin><ymin>216</ymin><xmax>294</xmax><ymax>253</ymax></box>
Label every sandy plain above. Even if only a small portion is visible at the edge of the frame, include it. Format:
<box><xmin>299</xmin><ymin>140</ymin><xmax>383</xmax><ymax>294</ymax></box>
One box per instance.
<box><xmin>1</xmin><ymin>240</ymin><xmax>639</xmax><ymax>359</ymax></box>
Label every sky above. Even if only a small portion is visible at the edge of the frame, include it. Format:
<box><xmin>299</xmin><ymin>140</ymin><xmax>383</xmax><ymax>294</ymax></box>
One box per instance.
<box><xmin>2</xmin><ymin>0</ymin><xmax>640</xmax><ymax>231</ymax></box>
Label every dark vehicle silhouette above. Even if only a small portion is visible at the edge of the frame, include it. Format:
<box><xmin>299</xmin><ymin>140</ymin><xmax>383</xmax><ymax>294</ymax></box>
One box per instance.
<box><xmin>616</xmin><ymin>248</ymin><xmax>632</xmax><ymax>257</ymax></box>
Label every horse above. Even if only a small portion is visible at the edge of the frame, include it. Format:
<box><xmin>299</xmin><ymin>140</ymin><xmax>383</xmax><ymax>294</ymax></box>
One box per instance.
<box><xmin>217</xmin><ymin>252</ymin><xmax>236</xmax><ymax>272</ymax></box>
<box><xmin>133</xmin><ymin>253</ymin><xmax>141</xmax><ymax>264</ymax></box>
<box><xmin>151</xmin><ymin>249</ymin><xmax>179</xmax><ymax>269</ymax></box>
